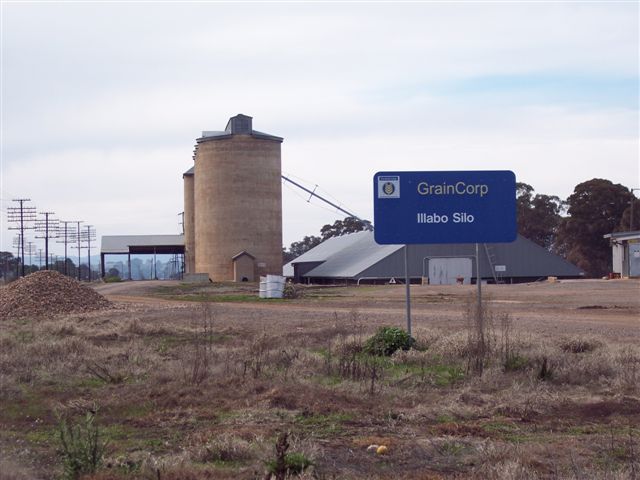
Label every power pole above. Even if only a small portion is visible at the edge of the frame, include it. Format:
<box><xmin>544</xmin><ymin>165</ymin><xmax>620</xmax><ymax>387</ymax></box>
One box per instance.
<box><xmin>57</xmin><ymin>221</ymin><xmax>77</xmax><ymax>276</ymax></box>
<box><xmin>25</xmin><ymin>241</ymin><xmax>36</xmax><ymax>272</ymax></box>
<box><xmin>35</xmin><ymin>212</ymin><xmax>59</xmax><ymax>270</ymax></box>
<box><xmin>73</xmin><ymin>221</ymin><xmax>83</xmax><ymax>280</ymax></box>
<box><xmin>7</xmin><ymin>199</ymin><xmax>37</xmax><ymax>277</ymax></box>
<box><xmin>82</xmin><ymin>225</ymin><xmax>96</xmax><ymax>281</ymax></box>
<box><xmin>631</xmin><ymin>188</ymin><xmax>640</xmax><ymax>232</ymax></box>
<box><xmin>12</xmin><ymin>235</ymin><xmax>22</xmax><ymax>278</ymax></box>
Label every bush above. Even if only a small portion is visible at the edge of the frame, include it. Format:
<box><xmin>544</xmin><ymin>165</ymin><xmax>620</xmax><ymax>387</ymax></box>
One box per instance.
<box><xmin>560</xmin><ymin>337</ymin><xmax>602</xmax><ymax>354</ymax></box>
<box><xmin>503</xmin><ymin>354</ymin><xmax>529</xmax><ymax>372</ymax></box>
<box><xmin>282</xmin><ymin>282</ymin><xmax>298</xmax><ymax>299</ymax></box>
<box><xmin>266</xmin><ymin>452</ymin><xmax>313</xmax><ymax>477</ymax></box>
<box><xmin>363</xmin><ymin>326</ymin><xmax>415</xmax><ymax>356</ymax></box>
<box><xmin>103</xmin><ymin>275</ymin><xmax>122</xmax><ymax>283</ymax></box>
<box><xmin>265</xmin><ymin>431</ymin><xmax>313</xmax><ymax>479</ymax></box>
<box><xmin>57</xmin><ymin>409</ymin><xmax>107</xmax><ymax>479</ymax></box>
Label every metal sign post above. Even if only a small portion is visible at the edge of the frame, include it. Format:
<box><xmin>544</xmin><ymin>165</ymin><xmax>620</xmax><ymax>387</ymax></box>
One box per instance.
<box><xmin>404</xmin><ymin>244</ymin><xmax>411</xmax><ymax>336</ymax></box>
<box><xmin>373</xmin><ymin>170</ymin><xmax>517</xmax><ymax>334</ymax></box>
<box><xmin>476</xmin><ymin>242</ymin><xmax>482</xmax><ymax>318</ymax></box>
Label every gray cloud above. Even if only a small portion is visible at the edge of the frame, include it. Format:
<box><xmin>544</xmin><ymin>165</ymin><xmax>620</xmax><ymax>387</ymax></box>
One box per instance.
<box><xmin>1</xmin><ymin>2</ymin><xmax>638</xmax><ymax>251</ymax></box>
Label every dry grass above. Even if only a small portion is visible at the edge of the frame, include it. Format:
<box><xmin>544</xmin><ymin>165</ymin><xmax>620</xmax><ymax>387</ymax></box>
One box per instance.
<box><xmin>0</xmin><ymin>281</ymin><xmax>638</xmax><ymax>479</ymax></box>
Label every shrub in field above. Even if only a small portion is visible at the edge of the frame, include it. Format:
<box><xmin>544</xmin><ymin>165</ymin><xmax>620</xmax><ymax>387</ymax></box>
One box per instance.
<box><xmin>617</xmin><ymin>346</ymin><xmax>640</xmax><ymax>391</ymax></box>
<box><xmin>560</xmin><ymin>336</ymin><xmax>602</xmax><ymax>354</ymax></box>
<box><xmin>181</xmin><ymin>304</ymin><xmax>216</xmax><ymax>385</ymax></box>
<box><xmin>282</xmin><ymin>282</ymin><xmax>299</xmax><ymax>299</ymax></box>
<box><xmin>265</xmin><ymin>452</ymin><xmax>313</xmax><ymax>477</ymax></box>
<box><xmin>265</xmin><ymin>432</ymin><xmax>313</xmax><ymax>479</ymax></box>
<box><xmin>363</xmin><ymin>326</ymin><xmax>415</xmax><ymax>356</ymax></box>
<box><xmin>465</xmin><ymin>297</ymin><xmax>498</xmax><ymax>376</ymax></box>
<box><xmin>57</xmin><ymin>409</ymin><xmax>107</xmax><ymax>479</ymax></box>
<box><xmin>498</xmin><ymin>313</ymin><xmax>528</xmax><ymax>372</ymax></box>
<box><xmin>503</xmin><ymin>354</ymin><xmax>529</xmax><ymax>372</ymax></box>
<box><xmin>537</xmin><ymin>356</ymin><xmax>553</xmax><ymax>381</ymax></box>
<box><xmin>554</xmin><ymin>352</ymin><xmax>616</xmax><ymax>385</ymax></box>
<box><xmin>331</xmin><ymin>334</ymin><xmax>365</xmax><ymax>380</ymax></box>
<box><xmin>191</xmin><ymin>433</ymin><xmax>253</xmax><ymax>463</ymax></box>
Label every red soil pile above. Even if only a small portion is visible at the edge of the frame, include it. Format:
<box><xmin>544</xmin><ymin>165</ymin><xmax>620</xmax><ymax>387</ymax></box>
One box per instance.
<box><xmin>0</xmin><ymin>270</ymin><xmax>112</xmax><ymax>319</ymax></box>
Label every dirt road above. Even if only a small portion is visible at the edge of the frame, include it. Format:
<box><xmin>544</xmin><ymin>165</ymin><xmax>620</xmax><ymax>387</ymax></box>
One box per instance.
<box><xmin>93</xmin><ymin>279</ymin><xmax>640</xmax><ymax>341</ymax></box>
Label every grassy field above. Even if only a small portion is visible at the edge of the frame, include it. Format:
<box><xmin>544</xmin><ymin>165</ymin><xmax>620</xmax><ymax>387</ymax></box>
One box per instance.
<box><xmin>1</xmin><ymin>279</ymin><xmax>638</xmax><ymax>479</ymax></box>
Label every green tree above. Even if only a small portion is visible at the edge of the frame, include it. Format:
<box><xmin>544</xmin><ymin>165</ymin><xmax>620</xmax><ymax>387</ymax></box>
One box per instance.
<box><xmin>288</xmin><ymin>236</ymin><xmax>322</xmax><ymax>258</ymax></box>
<box><xmin>320</xmin><ymin>216</ymin><xmax>372</xmax><ymax>241</ymax></box>
<box><xmin>619</xmin><ymin>194</ymin><xmax>640</xmax><ymax>231</ymax></box>
<box><xmin>283</xmin><ymin>217</ymin><xmax>372</xmax><ymax>263</ymax></box>
<box><xmin>516</xmin><ymin>182</ymin><xmax>563</xmax><ymax>250</ymax></box>
<box><xmin>0</xmin><ymin>251</ymin><xmax>19</xmax><ymax>281</ymax></box>
<box><xmin>555</xmin><ymin>178</ymin><xmax>632</xmax><ymax>277</ymax></box>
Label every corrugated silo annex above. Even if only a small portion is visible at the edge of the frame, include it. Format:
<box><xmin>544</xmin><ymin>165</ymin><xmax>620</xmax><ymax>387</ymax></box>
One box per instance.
<box><xmin>186</xmin><ymin>114</ymin><xmax>283</xmax><ymax>281</ymax></box>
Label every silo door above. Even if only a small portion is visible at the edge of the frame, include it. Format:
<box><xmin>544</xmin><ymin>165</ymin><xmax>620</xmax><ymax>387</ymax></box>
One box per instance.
<box><xmin>233</xmin><ymin>253</ymin><xmax>256</xmax><ymax>282</ymax></box>
<box><xmin>629</xmin><ymin>242</ymin><xmax>640</xmax><ymax>277</ymax></box>
<box><xmin>428</xmin><ymin>258</ymin><xmax>472</xmax><ymax>285</ymax></box>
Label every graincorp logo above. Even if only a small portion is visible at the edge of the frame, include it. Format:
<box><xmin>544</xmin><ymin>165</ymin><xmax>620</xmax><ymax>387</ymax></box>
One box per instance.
<box><xmin>378</xmin><ymin>176</ymin><xmax>400</xmax><ymax>199</ymax></box>
<box><xmin>417</xmin><ymin>181</ymin><xmax>489</xmax><ymax>197</ymax></box>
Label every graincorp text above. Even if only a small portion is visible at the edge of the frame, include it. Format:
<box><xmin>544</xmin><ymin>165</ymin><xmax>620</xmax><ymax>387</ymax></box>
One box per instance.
<box><xmin>417</xmin><ymin>181</ymin><xmax>489</xmax><ymax>197</ymax></box>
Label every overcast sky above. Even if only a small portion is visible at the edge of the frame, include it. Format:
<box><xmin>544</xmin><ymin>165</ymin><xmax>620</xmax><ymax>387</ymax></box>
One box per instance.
<box><xmin>1</xmin><ymin>1</ymin><xmax>638</xmax><ymax>257</ymax></box>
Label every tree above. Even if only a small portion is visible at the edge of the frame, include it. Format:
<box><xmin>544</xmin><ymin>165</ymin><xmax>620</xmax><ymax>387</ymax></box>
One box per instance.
<box><xmin>0</xmin><ymin>251</ymin><xmax>19</xmax><ymax>282</ymax></box>
<box><xmin>320</xmin><ymin>216</ymin><xmax>373</xmax><ymax>241</ymax></box>
<box><xmin>619</xmin><ymin>195</ymin><xmax>640</xmax><ymax>232</ymax></box>
<box><xmin>282</xmin><ymin>216</ymin><xmax>373</xmax><ymax>263</ymax></box>
<box><xmin>516</xmin><ymin>182</ymin><xmax>563</xmax><ymax>250</ymax></box>
<box><xmin>289</xmin><ymin>236</ymin><xmax>322</xmax><ymax>258</ymax></box>
<box><xmin>555</xmin><ymin>179</ymin><xmax>632</xmax><ymax>277</ymax></box>
<box><xmin>283</xmin><ymin>235</ymin><xmax>323</xmax><ymax>263</ymax></box>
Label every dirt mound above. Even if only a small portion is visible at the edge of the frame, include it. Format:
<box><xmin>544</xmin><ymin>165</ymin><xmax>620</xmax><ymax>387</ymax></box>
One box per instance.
<box><xmin>0</xmin><ymin>271</ymin><xmax>112</xmax><ymax>319</ymax></box>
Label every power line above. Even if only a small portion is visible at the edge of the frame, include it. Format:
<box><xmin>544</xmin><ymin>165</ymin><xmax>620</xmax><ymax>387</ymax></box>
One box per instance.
<box><xmin>57</xmin><ymin>220</ymin><xmax>78</xmax><ymax>276</ymax></box>
<box><xmin>7</xmin><ymin>199</ymin><xmax>37</xmax><ymax>277</ymax></box>
<box><xmin>35</xmin><ymin>212</ymin><xmax>59</xmax><ymax>270</ymax></box>
<box><xmin>72</xmin><ymin>221</ymin><xmax>83</xmax><ymax>281</ymax></box>
<box><xmin>81</xmin><ymin>225</ymin><xmax>97</xmax><ymax>281</ymax></box>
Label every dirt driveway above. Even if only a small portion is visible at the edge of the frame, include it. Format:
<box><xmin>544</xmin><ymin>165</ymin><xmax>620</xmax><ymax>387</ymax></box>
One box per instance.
<box><xmin>94</xmin><ymin>279</ymin><xmax>640</xmax><ymax>342</ymax></box>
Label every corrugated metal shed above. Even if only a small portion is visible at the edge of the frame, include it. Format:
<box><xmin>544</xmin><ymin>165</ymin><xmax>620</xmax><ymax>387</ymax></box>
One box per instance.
<box><xmin>285</xmin><ymin>231</ymin><xmax>584</xmax><ymax>283</ymax></box>
<box><xmin>101</xmin><ymin>235</ymin><xmax>185</xmax><ymax>254</ymax></box>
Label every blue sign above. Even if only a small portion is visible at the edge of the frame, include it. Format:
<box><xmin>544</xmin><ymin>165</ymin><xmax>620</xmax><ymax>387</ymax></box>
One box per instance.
<box><xmin>374</xmin><ymin>170</ymin><xmax>517</xmax><ymax>244</ymax></box>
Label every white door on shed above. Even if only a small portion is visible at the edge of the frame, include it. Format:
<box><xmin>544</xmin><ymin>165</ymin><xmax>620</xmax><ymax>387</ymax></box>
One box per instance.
<box><xmin>429</xmin><ymin>258</ymin><xmax>472</xmax><ymax>285</ymax></box>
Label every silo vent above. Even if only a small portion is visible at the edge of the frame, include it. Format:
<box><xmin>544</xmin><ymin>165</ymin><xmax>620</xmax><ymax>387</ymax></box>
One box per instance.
<box><xmin>225</xmin><ymin>114</ymin><xmax>253</xmax><ymax>134</ymax></box>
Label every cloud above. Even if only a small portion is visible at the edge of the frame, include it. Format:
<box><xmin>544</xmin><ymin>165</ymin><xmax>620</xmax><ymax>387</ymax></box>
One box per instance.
<box><xmin>1</xmin><ymin>2</ymin><xmax>638</xmax><ymax>252</ymax></box>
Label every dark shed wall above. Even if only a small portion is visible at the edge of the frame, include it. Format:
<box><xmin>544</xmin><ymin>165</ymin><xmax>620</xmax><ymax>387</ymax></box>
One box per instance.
<box><xmin>293</xmin><ymin>262</ymin><xmax>325</xmax><ymax>282</ymax></box>
<box><xmin>357</xmin><ymin>235</ymin><xmax>582</xmax><ymax>280</ymax></box>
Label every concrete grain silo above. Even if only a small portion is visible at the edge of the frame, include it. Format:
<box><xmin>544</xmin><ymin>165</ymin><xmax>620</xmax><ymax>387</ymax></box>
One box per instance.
<box><xmin>187</xmin><ymin>114</ymin><xmax>283</xmax><ymax>281</ymax></box>
<box><xmin>182</xmin><ymin>165</ymin><xmax>195</xmax><ymax>274</ymax></box>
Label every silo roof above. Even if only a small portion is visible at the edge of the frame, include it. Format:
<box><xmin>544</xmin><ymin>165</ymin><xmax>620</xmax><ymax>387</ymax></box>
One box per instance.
<box><xmin>183</xmin><ymin>166</ymin><xmax>194</xmax><ymax>176</ymax></box>
<box><xmin>196</xmin><ymin>115</ymin><xmax>283</xmax><ymax>144</ymax></box>
<box><xmin>196</xmin><ymin>130</ymin><xmax>283</xmax><ymax>143</ymax></box>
